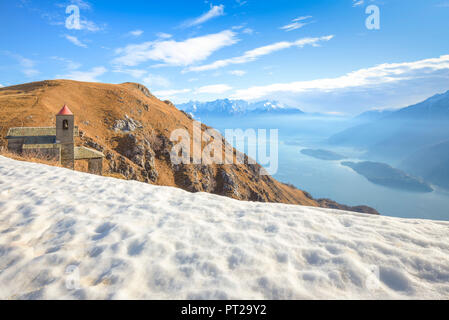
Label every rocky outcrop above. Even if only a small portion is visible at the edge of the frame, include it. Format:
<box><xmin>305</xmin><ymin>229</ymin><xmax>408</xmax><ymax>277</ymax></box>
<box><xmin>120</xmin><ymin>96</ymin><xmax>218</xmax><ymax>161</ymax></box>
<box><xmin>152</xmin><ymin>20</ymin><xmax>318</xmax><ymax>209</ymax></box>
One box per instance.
<box><xmin>123</xmin><ymin>82</ymin><xmax>154</xmax><ymax>99</ymax></box>
<box><xmin>106</xmin><ymin>133</ymin><xmax>159</xmax><ymax>183</ymax></box>
<box><xmin>144</xmin><ymin>147</ymin><xmax>158</xmax><ymax>182</ymax></box>
<box><xmin>81</xmin><ymin>135</ymin><xmax>104</xmax><ymax>152</ymax></box>
<box><xmin>163</xmin><ymin>100</ymin><xmax>175</xmax><ymax>107</ymax></box>
<box><xmin>220</xmin><ymin>169</ymin><xmax>240</xmax><ymax>198</ymax></box>
<box><xmin>112</xmin><ymin>115</ymin><xmax>143</xmax><ymax>133</ymax></box>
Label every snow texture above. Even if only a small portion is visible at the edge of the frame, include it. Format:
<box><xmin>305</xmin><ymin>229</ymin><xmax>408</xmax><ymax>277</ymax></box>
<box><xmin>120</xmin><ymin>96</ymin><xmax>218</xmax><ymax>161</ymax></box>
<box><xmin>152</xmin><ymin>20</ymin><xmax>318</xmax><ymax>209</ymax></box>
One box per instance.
<box><xmin>0</xmin><ymin>155</ymin><xmax>448</xmax><ymax>299</ymax></box>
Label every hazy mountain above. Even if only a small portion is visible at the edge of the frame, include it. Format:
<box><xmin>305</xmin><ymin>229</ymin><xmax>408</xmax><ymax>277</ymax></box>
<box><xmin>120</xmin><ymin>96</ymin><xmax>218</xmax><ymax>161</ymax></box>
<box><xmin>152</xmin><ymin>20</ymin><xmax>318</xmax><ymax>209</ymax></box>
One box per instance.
<box><xmin>400</xmin><ymin>139</ymin><xmax>449</xmax><ymax>190</ymax></box>
<box><xmin>329</xmin><ymin>90</ymin><xmax>449</xmax><ymax>189</ymax></box>
<box><xmin>353</xmin><ymin>109</ymin><xmax>395</xmax><ymax>123</ymax></box>
<box><xmin>177</xmin><ymin>99</ymin><xmax>304</xmax><ymax>117</ymax></box>
<box><xmin>342</xmin><ymin>161</ymin><xmax>433</xmax><ymax>193</ymax></box>
<box><xmin>329</xmin><ymin>90</ymin><xmax>449</xmax><ymax>159</ymax></box>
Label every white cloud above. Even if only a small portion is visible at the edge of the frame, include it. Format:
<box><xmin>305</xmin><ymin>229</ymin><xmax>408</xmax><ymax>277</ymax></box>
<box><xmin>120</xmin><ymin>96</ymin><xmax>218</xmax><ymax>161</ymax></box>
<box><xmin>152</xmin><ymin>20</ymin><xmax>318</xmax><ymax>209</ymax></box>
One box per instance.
<box><xmin>353</xmin><ymin>0</ymin><xmax>364</xmax><ymax>7</ymax></box>
<box><xmin>113</xmin><ymin>30</ymin><xmax>238</xmax><ymax>67</ymax></box>
<box><xmin>113</xmin><ymin>68</ymin><xmax>147</xmax><ymax>78</ymax></box>
<box><xmin>59</xmin><ymin>66</ymin><xmax>107</xmax><ymax>82</ymax></box>
<box><xmin>0</xmin><ymin>84</ymin><xmax>3</xmax><ymax>87</ymax></box>
<box><xmin>4</xmin><ymin>52</ymin><xmax>39</xmax><ymax>77</ymax></box>
<box><xmin>156</xmin><ymin>32</ymin><xmax>172</xmax><ymax>39</ymax></box>
<box><xmin>18</xmin><ymin>56</ymin><xmax>33</xmax><ymax>68</ymax></box>
<box><xmin>65</xmin><ymin>17</ymin><xmax>101</xmax><ymax>32</ymax></box>
<box><xmin>128</xmin><ymin>30</ymin><xmax>144</xmax><ymax>37</ymax></box>
<box><xmin>142</xmin><ymin>74</ymin><xmax>171</xmax><ymax>88</ymax></box>
<box><xmin>186</xmin><ymin>35</ymin><xmax>334</xmax><ymax>72</ymax></box>
<box><xmin>51</xmin><ymin>56</ymin><xmax>81</xmax><ymax>70</ymax></box>
<box><xmin>230</xmin><ymin>55</ymin><xmax>449</xmax><ymax>113</ymax></box>
<box><xmin>20</xmin><ymin>57</ymin><xmax>39</xmax><ymax>77</ymax></box>
<box><xmin>232</xmin><ymin>55</ymin><xmax>449</xmax><ymax>99</ymax></box>
<box><xmin>153</xmin><ymin>89</ymin><xmax>191</xmax><ymax>99</ymax></box>
<box><xmin>196</xmin><ymin>84</ymin><xmax>232</xmax><ymax>94</ymax></box>
<box><xmin>183</xmin><ymin>4</ymin><xmax>225</xmax><ymax>27</ymax></box>
<box><xmin>235</xmin><ymin>0</ymin><xmax>247</xmax><ymax>6</ymax></box>
<box><xmin>113</xmin><ymin>69</ymin><xmax>170</xmax><ymax>88</ymax></box>
<box><xmin>229</xmin><ymin>70</ymin><xmax>246</xmax><ymax>76</ymax></box>
<box><xmin>232</xmin><ymin>25</ymin><xmax>253</xmax><ymax>34</ymax></box>
<box><xmin>56</xmin><ymin>0</ymin><xmax>91</xmax><ymax>10</ymax></box>
<box><xmin>65</xmin><ymin>35</ymin><xmax>87</xmax><ymax>48</ymax></box>
<box><xmin>69</xmin><ymin>0</ymin><xmax>91</xmax><ymax>10</ymax></box>
<box><xmin>80</xmin><ymin>19</ymin><xmax>101</xmax><ymax>32</ymax></box>
<box><xmin>280</xmin><ymin>16</ymin><xmax>312</xmax><ymax>32</ymax></box>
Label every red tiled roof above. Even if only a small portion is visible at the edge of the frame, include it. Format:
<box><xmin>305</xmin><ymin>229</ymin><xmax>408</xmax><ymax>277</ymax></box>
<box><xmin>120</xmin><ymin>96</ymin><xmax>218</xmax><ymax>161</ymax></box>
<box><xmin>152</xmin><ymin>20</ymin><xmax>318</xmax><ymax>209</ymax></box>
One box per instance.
<box><xmin>57</xmin><ymin>104</ymin><xmax>73</xmax><ymax>115</ymax></box>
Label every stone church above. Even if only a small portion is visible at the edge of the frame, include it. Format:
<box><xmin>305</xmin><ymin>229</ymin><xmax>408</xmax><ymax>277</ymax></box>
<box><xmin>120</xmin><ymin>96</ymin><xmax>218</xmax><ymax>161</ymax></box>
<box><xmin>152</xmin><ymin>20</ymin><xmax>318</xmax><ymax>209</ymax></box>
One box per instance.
<box><xmin>5</xmin><ymin>105</ymin><xmax>104</xmax><ymax>174</ymax></box>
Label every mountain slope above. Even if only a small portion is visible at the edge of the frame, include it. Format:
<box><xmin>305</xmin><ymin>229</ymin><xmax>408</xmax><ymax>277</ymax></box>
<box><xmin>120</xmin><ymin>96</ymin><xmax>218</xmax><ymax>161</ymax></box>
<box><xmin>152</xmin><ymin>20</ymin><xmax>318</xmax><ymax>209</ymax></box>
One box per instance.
<box><xmin>353</xmin><ymin>109</ymin><xmax>394</xmax><ymax>123</ymax></box>
<box><xmin>400</xmin><ymin>139</ymin><xmax>449</xmax><ymax>190</ymax></box>
<box><xmin>329</xmin><ymin>90</ymin><xmax>449</xmax><ymax>160</ymax></box>
<box><xmin>1</xmin><ymin>156</ymin><xmax>448</xmax><ymax>299</ymax></box>
<box><xmin>0</xmin><ymin>80</ymin><xmax>375</xmax><ymax>213</ymax></box>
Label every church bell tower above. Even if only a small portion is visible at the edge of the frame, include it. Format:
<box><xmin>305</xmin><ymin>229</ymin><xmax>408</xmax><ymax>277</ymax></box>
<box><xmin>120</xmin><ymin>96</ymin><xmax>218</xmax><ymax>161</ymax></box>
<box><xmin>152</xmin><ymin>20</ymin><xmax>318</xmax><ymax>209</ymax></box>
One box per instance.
<box><xmin>56</xmin><ymin>105</ymin><xmax>75</xmax><ymax>169</ymax></box>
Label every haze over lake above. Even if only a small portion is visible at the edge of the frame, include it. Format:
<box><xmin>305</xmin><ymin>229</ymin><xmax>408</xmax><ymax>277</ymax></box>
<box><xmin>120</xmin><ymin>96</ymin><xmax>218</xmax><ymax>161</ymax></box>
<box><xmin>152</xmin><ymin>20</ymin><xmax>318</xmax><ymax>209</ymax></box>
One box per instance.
<box><xmin>202</xmin><ymin>114</ymin><xmax>449</xmax><ymax>221</ymax></box>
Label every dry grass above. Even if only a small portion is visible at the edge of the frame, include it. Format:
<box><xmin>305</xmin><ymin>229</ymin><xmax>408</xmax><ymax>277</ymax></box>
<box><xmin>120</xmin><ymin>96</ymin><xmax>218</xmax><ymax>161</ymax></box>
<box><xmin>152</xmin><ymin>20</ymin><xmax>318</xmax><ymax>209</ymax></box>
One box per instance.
<box><xmin>103</xmin><ymin>172</ymin><xmax>127</xmax><ymax>180</ymax></box>
<box><xmin>74</xmin><ymin>159</ymin><xmax>89</xmax><ymax>173</ymax></box>
<box><xmin>0</xmin><ymin>147</ymin><xmax>62</xmax><ymax>168</ymax></box>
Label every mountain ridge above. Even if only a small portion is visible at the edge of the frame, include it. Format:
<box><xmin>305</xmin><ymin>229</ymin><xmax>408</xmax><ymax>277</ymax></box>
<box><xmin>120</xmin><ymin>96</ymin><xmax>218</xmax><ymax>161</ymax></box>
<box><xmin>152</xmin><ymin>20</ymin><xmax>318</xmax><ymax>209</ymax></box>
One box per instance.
<box><xmin>177</xmin><ymin>98</ymin><xmax>305</xmax><ymax>118</ymax></box>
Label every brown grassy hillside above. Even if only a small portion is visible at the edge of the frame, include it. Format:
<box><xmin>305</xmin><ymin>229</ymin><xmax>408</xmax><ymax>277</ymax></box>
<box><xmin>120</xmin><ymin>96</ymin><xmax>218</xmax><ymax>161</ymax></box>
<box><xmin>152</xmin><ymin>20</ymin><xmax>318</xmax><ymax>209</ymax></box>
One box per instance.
<box><xmin>0</xmin><ymin>80</ymin><xmax>378</xmax><ymax>214</ymax></box>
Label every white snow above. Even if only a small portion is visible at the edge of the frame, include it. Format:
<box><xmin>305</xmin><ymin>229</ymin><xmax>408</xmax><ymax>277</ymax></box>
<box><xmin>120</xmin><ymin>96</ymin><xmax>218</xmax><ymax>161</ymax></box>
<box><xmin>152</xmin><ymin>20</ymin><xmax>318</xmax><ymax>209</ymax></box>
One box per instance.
<box><xmin>0</xmin><ymin>155</ymin><xmax>449</xmax><ymax>300</ymax></box>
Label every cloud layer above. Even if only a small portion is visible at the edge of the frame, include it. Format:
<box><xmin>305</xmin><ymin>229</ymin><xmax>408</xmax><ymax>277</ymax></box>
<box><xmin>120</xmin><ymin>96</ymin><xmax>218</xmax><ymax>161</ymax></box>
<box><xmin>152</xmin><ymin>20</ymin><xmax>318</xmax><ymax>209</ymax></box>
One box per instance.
<box><xmin>280</xmin><ymin>16</ymin><xmax>313</xmax><ymax>32</ymax></box>
<box><xmin>231</xmin><ymin>55</ymin><xmax>449</xmax><ymax>100</ymax></box>
<box><xmin>183</xmin><ymin>5</ymin><xmax>225</xmax><ymax>27</ymax></box>
<box><xmin>229</xmin><ymin>55</ymin><xmax>449</xmax><ymax>113</ymax></box>
<box><xmin>113</xmin><ymin>30</ymin><xmax>238</xmax><ymax>67</ymax></box>
<box><xmin>60</xmin><ymin>66</ymin><xmax>107</xmax><ymax>82</ymax></box>
<box><xmin>186</xmin><ymin>35</ymin><xmax>334</xmax><ymax>72</ymax></box>
<box><xmin>196</xmin><ymin>84</ymin><xmax>232</xmax><ymax>94</ymax></box>
<box><xmin>65</xmin><ymin>35</ymin><xmax>87</xmax><ymax>48</ymax></box>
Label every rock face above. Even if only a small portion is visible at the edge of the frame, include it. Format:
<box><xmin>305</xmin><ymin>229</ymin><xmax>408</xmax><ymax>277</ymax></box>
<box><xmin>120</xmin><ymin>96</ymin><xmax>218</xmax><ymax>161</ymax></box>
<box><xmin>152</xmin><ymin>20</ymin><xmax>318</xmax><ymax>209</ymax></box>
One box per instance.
<box><xmin>106</xmin><ymin>133</ymin><xmax>159</xmax><ymax>183</ymax></box>
<box><xmin>112</xmin><ymin>115</ymin><xmax>143</xmax><ymax>133</ymax></box>
<box><xmin>0</xmin><ymin>79</ymin><xmax>379</xmax><ymax>214</ymax></box>
<box><xmin>123</xmin><ymin>82</ymin><xmax>154</xmax><ymax>99</ymax></box>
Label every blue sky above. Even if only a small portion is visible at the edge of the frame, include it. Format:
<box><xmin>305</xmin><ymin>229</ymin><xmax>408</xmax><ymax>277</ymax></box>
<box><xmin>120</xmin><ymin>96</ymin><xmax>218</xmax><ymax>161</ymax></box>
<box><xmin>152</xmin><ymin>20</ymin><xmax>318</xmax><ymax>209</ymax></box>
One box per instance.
<box><xmin>1</xmin><ymin>0</ymin><xmax>449</xmax><ymax>114</ymax></box>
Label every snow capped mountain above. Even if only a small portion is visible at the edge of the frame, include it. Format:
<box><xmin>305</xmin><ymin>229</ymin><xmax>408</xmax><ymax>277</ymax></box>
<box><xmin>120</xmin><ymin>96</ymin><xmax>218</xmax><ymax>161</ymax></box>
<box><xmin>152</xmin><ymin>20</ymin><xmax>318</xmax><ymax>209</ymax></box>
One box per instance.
<box><xmin>177</xmin><ymin>99</ymin><xmax>304</xmax><ymax>117</ymax></box>
<box><xmin>1</xmin><ymin>155</ymin><xmax>449</xmax><ymax>299</ymax></box>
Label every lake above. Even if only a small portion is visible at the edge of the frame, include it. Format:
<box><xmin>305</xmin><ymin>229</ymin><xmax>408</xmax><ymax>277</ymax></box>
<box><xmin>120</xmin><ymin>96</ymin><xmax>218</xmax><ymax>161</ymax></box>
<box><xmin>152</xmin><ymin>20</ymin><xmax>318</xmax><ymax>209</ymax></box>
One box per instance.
<box><xmin>201</xmin><ymin>114</ymin><xmax>449</xmax><ymax>221</ymax></box>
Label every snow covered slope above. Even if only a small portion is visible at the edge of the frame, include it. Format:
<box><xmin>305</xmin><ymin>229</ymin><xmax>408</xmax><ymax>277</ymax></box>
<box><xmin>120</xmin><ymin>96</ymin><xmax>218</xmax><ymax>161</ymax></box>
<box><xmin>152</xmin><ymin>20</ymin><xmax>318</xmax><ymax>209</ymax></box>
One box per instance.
<box><xmin>0</xmin><ymin>156</ymin><xmax>448</xmax><ymax>300</ymax></box>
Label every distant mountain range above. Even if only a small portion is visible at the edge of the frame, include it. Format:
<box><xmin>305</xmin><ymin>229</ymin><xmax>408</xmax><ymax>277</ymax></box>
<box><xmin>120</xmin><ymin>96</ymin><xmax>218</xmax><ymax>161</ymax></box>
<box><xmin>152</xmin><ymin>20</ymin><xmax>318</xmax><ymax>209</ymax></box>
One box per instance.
<box><xmin>329</xmin><ymin>90</ymin><xmax>449</xmax><ymax>190</ymax></box>
<box><xmin>353</xmin><ymin>109</ymin><xmax>395</xmax><ymax>123</ymax></box>
<box><xmin>177</xmin><ymin>99</ymin><xmax>304</xmax><ymax>117</ymax></box>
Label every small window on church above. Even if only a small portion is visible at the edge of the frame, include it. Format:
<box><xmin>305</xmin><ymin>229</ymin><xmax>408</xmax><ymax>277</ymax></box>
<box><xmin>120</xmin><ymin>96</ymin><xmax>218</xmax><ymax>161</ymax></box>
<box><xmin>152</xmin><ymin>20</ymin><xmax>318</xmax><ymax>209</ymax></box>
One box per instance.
<box><xmin>63</xmin><ymin>119</ymin><xmax>69</xmax><ymax>130</ymax></box>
